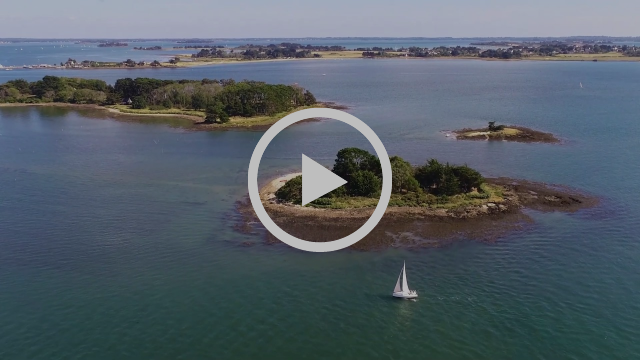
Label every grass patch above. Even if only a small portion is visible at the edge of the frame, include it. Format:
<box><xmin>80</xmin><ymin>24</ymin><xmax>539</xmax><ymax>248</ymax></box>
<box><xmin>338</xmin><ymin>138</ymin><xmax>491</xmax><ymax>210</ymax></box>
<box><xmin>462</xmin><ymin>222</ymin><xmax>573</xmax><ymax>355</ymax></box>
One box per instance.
<box><xmin>219</xmin><ymin>104</ymin><xmax>327</xmax><ymax>128</ymax></box>
<box><xmin>461</xmin><ymin>127</ymin><xmax>522</xmax><ymax>139</ymax></box>
<box><xmin>108</xmin><ymin>105</ymin><xmax>205</xmax><ymax>117</ymax></box>
<box><xmin>309</xmin><ymin>196</ymin><xmax>380</xmax><ymax>209</ymax></box>
<box><xmin>305</xmin><ymin>183</ymin><xmax>505</xmax><ymax>210</ymax></box>
<box><xmin>108</xmin><ymin>103</ymin><xmax>328</xmax><ymax>129</ymax></box>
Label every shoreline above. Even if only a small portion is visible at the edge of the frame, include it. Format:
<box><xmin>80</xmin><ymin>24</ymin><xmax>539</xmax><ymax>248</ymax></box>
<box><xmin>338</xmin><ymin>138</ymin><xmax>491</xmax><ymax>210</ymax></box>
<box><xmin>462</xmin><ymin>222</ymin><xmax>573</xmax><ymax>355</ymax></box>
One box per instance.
<box><xmin>4</xmin><ymin>52</ymin><xmax>639</xmax><ymax>72</ymax></box>
<box><xmin>235</xmin><ymin>172</ymin><xmax>598</xmax><ymax>250</ymax></box>
<box><xmin>0</xmin><ymin>102</ymin><xmax>347</xmax><ymax>130</ymax></box>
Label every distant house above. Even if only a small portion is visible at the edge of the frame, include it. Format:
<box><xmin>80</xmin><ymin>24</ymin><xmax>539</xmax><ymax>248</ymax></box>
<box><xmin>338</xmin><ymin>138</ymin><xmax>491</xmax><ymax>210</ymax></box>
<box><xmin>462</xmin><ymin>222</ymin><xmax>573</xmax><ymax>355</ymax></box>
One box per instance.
<box><xmin>123</xmin><ymin>98</ymin><xmax>133</xmax><ymax>105</ymax></box>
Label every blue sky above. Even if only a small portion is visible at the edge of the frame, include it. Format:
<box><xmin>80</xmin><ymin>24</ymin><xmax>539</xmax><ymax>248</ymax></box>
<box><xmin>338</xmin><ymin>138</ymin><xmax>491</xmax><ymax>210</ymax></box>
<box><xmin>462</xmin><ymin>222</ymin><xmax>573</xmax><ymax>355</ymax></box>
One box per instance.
<box><xmin>1</xmin><ymin>0</ymin><xmax>638</xmax><ymax>38</ymax></box>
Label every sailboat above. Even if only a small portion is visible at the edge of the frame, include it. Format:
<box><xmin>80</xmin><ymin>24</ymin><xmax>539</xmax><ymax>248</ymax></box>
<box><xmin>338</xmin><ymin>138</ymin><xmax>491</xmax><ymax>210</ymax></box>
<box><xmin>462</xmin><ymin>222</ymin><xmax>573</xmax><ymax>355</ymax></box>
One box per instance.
<box><xmin>392</xmin><ymin>262</ymin><xmax>418</xmax><ymax>299</ymax></box>
<box><xmin>580</xmin><ymin>82</ymin><xmax>583</xmax><ymax>88</ymax></box>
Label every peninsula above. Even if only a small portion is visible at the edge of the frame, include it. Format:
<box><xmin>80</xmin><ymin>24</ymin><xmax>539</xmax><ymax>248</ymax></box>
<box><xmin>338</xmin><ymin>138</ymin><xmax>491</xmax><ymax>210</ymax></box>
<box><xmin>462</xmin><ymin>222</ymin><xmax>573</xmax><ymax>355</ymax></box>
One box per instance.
<box><xmin>0</xmin><ymin>76</ymin><xmax>324</xmax><ymax>129</ymax></box>
<box><xmin>180</xmin><ymin>40</ymin><xmax>640</xmax><ymax>65</ymax></box>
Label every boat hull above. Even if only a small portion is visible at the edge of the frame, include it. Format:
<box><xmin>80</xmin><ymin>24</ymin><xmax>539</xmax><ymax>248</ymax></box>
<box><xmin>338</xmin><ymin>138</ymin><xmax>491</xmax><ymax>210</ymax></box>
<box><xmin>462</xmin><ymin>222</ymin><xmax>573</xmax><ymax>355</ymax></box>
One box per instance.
<box><xmin>393</xmin><ymin>291</ymin><xmax>418</xmax><ymax>299</ymax></box>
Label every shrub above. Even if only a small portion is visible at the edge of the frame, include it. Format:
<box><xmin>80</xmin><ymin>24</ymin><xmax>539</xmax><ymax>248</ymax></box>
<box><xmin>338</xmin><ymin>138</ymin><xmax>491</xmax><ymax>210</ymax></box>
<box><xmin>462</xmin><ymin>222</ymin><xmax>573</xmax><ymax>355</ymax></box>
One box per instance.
<box><xmin>72</xmin><ymin>89</ymin><xmax>107</xmax><ymax>104</ymax></box>
<box><xmin>162</xmin><ymin>98</ymin><xmax>173</xmax><ymax>109</ymax></box>
<box><xmin>324</xmin><ymin>185</ymin><xmax>347</xmax><ymax>198</ymax></box>
<box><xmin>275</xmin><ymin>175</ymin><xmax>302</xmax><ymax>204</ymax></box>
<box><xmin>205</xmin><ymin>102</ymin><xmax>229</xmax><ymax>124</ymax></box>
<box><xmin>390</xmin><ymin>155</ymin><xmax>417</xmax><ymax>193</ymax></box>
<box><xmin>452</xmin><ymin>165</ymin><xmax>484</xmax><ymax>193</ymax></box>
<box><xmin>349</xmin><ymin>170</ymin><xmax>381</xmax><ymax>197</ymax></box>
<box><xmin>488</xmin><ymin>121</ymin><xmax>505</xmax><ymax>131</ymax></box>
<box><xmin>131</xmin><ymin>96</ymin><xmax>147</xmax><ymax>109</ymax></box>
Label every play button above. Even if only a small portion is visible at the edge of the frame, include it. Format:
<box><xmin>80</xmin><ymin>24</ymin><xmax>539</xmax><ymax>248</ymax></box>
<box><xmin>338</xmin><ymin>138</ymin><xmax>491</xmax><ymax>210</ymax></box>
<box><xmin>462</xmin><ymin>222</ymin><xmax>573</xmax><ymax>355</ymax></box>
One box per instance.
<box><xmin>247</xmin><ymin>108</ymin><xmax>392</xmax><ymax>252</ymax></box>
<box><xmin>301</xmin><ymin>154</ymin><xmax>347</xmax><ymax>206</ymax></box>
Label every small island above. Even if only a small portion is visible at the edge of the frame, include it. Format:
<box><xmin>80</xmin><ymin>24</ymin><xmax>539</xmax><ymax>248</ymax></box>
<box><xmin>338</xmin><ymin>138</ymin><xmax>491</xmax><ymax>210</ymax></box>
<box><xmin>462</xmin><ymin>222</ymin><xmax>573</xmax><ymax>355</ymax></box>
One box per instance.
<box><xmin>238</xmin><ymin>147</ymin><xmax>596</xmax><ymax>249</ymax></box>
<box><xmin>0</xmin><ymin>76</ymin><xmax>326</xmax><ymax>129</ymax></box>
<box><xmin>450</xmin><ymin>122</ymin><xmax>560</xmax><ymax>143</ymax></box>
<box><xmin>133</xmin><ymin>46</ymin><xmax>162</xmax><ymax>51</ymax></box>
<box><xmin>97</xmin><ymin>42</ymin><xmax>128</xmax><ymax>47</ymax></box>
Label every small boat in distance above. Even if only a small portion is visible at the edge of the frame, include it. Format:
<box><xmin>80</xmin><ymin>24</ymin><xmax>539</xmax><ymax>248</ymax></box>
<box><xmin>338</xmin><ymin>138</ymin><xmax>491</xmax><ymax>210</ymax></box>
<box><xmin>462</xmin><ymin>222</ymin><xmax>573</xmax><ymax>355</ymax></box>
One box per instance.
<box><xmin>393</xmin><ymin>262</ymin><xmax>418</xmax><ymax>299</ymax></box>
<box><xmin>580</xmin><ymin>82</ymin><xmax>583</xmax><ymax>88</ymax></box>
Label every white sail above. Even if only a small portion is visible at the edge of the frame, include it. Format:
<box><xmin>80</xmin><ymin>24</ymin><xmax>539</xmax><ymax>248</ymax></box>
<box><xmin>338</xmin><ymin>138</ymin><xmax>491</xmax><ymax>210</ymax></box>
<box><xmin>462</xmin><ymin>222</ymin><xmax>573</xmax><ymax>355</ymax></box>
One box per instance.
<box><xmin>392</xmin><ymin>262</ymin><xmax>418</xmax><ymax>299</ymax></box>
<box><xmin>394</xmin><ymin>267</ymin><xmax>403</xmax><ymax>293</ymax></box>
<box><xmin>401</xmin><ymin>262</ymin><xmax>409</xmax><ymax>293</ymax></box>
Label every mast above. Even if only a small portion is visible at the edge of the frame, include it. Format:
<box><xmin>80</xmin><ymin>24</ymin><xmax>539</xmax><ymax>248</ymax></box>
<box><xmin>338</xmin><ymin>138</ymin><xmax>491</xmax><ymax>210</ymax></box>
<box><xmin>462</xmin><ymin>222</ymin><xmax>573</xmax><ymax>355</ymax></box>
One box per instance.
<box><xmin>401</xmin><ymin>262</ymin><xmax>409</xmax><ymax>293</ymax></box>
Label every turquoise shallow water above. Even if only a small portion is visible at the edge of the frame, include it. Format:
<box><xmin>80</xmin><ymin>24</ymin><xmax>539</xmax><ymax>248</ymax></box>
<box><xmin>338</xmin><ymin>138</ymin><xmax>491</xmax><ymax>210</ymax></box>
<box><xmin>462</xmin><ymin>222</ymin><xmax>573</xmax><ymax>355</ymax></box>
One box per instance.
<box><xmin>1</xmin><ymin>59</ymin><xmax>640</xmax><ymax>359</ymax></box>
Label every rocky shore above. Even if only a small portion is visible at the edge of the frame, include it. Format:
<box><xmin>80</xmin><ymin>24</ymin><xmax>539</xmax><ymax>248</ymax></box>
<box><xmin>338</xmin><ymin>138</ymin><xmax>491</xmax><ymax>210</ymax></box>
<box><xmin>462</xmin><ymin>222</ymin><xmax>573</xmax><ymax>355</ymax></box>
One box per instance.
<box><xmin>451</xmin><ymin>126</ymin><xmax>560</xmax><ymax>144</ymax></box>
<box><xmin>235</xmin><ymin>175</ymin><xmax>598</xmax><ymax>250</ymax></box>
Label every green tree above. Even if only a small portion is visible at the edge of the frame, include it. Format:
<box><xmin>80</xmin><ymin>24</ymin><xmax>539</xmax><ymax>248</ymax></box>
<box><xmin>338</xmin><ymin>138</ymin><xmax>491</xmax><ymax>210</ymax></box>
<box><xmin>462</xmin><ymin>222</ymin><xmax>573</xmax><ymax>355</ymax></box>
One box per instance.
<box><xmin>415</xmin><ymin>159</ymin><xmax>444</xmax><ymax>191</ymax></box>
<box><xmin>191</xmin><ymin>92</ymin><xmax>206</xmax><ymax>110</ymax></box>
<box><xmin>73</xmin><ymin>89</ymin><xmax>107</xmax><ymax>104</ymax></box>
<box><xmin>439</xmin><ymin>165</ymin><xmax>461</xmax><ymax>196</ymax></box>
<box><xmin>390</xmin><ymin>156</ymin><xmax>418</xmax><ymax>193</ymax></box>
<box><xmin>303</xmin><ymin>90</ymin><xmax>316</xmax><ymax>105</ymax></box>
<box><xmin>452</xmin><ymin>165</ymin><xmax>484</xmax><ymax>193</ymax></box>
<box><xmin>333</xmin><ymin>148</ymin><xmax>381</xmax><ymax>183</ymax></box>
<box><xmin>205</xmin><ymin>102</ymin><xmax>229</xmax><ymax>123</ymax></box>
<box><xmin>349</xmin><ymin>170</ymin><xmax>382</xmax><ymax>197</ymax></box>
<box><xmin>6</xmin><ymin>79</ymin><xmax>30</xmax><ymax>94</ymax></box>
<box><xmin>105</xmin><ymin>92</ymin><xmax>122</xmax><ymax>105</ymax></box>
<box><xmin>0</xmin><ymin>86</ymin><xmax>21</xmax><ymax>102</ymax></box>
<box><xmin>488</xmin><ymin>121</ymin><xmax>504</xmax><ymax>132</ymax></box>
<box><xmin>53</xmin><ymin>87</ymin><xmax>74</xmax><ymax>103</ymax></box>
<box><xmin>30</xmin><ymin>76</ymin><xmax>65</xmax><ymax>98</ymax></box>
<box><xmin>131</xmin><ymin>96</ymin><xmax>147</xmax><ymax>109</ymax></box>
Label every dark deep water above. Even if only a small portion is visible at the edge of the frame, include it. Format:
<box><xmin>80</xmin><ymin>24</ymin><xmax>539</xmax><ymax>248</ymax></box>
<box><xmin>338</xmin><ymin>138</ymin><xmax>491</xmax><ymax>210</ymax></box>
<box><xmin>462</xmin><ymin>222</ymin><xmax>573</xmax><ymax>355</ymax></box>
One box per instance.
<box><xmin>1</xmin><ymin>59</ymin><xmax>639</xmax><ymax>359</ymax></box>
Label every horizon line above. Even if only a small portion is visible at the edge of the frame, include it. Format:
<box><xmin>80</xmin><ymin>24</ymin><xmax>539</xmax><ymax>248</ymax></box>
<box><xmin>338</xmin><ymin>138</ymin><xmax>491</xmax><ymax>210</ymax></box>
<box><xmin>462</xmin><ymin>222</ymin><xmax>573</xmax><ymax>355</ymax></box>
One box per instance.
<box><xmin>1</xmin><ymin>36</ymin><xmax>640</xmax><ymax>40</ymax></box>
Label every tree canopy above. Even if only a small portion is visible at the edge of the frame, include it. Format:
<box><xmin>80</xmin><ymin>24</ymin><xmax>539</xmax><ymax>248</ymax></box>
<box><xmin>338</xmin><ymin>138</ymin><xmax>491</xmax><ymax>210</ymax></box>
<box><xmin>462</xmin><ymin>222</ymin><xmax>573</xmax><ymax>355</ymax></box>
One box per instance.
<box><xmin>275</xmin><ymin>148</ymin><xmax>486</xmax><ymax>205</ymax></box>
<box><xmin>0</xmin><ymin>76</ymin><xmax>317</xmax><ymax>119</ymax></box>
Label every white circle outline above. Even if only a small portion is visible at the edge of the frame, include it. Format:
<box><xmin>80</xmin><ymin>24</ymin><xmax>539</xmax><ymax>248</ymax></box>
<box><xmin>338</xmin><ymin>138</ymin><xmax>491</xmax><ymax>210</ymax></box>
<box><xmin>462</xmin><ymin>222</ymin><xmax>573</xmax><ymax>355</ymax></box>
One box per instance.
<box><xmin>248</xmin><ymin>108</ymin><xmax>391</xmax><ymax>252</ymax></box>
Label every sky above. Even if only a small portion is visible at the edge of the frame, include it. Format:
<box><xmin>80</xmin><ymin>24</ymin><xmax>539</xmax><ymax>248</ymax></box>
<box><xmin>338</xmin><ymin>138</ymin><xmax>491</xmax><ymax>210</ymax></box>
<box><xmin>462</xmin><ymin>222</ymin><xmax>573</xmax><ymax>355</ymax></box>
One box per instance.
<box><xmin>0</xmin><ymin>0</ymin><xmax>638</xmax><ymax>38</ymax></box>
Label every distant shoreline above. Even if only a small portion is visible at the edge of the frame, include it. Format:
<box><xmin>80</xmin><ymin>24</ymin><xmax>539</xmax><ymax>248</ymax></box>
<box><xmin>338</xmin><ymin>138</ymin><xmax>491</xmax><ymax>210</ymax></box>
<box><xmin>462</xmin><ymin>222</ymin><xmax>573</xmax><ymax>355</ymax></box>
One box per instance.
<box><xmin>4</xmin><ymin>50</ymin><xmax>639</xmax><ymax>72</ymax></box>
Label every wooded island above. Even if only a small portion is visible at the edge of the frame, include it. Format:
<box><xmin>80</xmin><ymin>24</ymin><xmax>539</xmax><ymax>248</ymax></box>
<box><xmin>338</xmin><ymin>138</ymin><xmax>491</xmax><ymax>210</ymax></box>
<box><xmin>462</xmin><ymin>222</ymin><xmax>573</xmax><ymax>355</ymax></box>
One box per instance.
<box><xmin>249</xmin><ymin>147</ymin><xmax>597</xmax><ymax>249</ymax></box>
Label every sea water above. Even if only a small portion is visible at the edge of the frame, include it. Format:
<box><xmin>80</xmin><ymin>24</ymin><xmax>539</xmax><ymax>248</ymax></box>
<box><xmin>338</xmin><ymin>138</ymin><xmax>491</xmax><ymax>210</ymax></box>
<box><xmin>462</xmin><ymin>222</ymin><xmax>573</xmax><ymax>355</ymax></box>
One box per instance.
<box><xmin>1</xmin><ymin>59</ymin><xmax>639</xmax><ymax>359</ymax></box>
